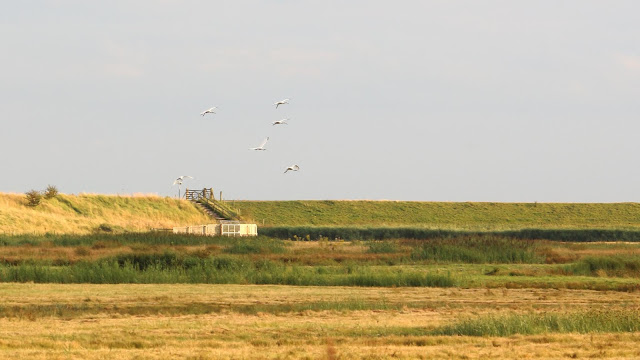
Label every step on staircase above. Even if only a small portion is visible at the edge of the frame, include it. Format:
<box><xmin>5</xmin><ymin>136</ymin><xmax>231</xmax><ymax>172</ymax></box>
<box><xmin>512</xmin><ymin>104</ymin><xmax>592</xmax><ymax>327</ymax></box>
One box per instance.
<box><xmin>193</xmin><ymin>201</ymin><xmax>226</xmax><ymax>221</ymax></box>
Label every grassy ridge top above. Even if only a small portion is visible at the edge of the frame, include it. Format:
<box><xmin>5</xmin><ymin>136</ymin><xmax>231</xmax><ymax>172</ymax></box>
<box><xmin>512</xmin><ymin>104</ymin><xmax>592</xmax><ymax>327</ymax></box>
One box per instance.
<box><xmin>0</xmin><ymin>193</ymin><xmax>209</xmax><ymax>235</ymax></box>
<box><xmin>3</xmin><ymin>194</ymin><xmax>639</xmax><ymax>234</ymax></box>
<box><xmin>233</xmin><ymin>200</ymin><xmax>640</xmax><ymax>230</ymax></box>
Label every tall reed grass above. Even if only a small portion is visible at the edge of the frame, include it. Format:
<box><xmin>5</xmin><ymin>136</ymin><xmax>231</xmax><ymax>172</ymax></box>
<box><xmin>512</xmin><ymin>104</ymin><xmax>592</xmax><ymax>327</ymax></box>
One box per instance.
<box><xmin>367</xmin><ymin>241</ymin><xmax>400</xmax><ymax>254</ymax></box>
<box><xmin>432</xmin><ymin>310</ymin><xmax>640</xmax><ymax>336</ymax></box>
<box><xmin>223</xmin><ymin>238</ymin><xmax>288</xmax><ymax>254</ymax></box>
<box><xmin>410</xmin><ymin>236</ymin><xmax>543</xmax><ymax>264</ymax></box>
<box><xmin>261</xmin><ymin>226</ymin><xmax>640</xmax><ymax>242</ymax></box>
<box><xmin>0</xmin><ymin>233</ymin><xmax>275</xmax><ymax>247</ymax></box>
<box><xmin>0</xmin><ymin>256</ymin><xmax>454</xmax><ymax>287</ymax></box>
<box><xmin>560</xmin><ymin>255</ymin><xmax>640</xmax><ymax>277</ymax></box>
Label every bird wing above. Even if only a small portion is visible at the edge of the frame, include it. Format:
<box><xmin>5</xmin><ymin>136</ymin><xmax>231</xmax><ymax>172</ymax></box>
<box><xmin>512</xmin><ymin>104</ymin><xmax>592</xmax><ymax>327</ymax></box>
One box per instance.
<box><xmin>258</xmin><ymin>137</ymin><xmax>269</xmax><ymax>148</ymax></box>
<box><xmin>293</xmin><ymin>165</ymin><xmax>299</xmax><ymax>171</ymax></box>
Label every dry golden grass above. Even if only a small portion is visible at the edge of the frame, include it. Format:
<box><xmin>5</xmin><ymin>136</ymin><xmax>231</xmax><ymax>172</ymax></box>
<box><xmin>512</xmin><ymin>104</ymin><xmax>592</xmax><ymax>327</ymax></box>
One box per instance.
<box><xmin>0</xmin><ymin>192</ymin><xmax>210</xmax><ymax>235</ymax></box>
<box><xmin>1</xmin><ymin>284</ymin><xmax>639</xmax><ymax>359</ymax></box>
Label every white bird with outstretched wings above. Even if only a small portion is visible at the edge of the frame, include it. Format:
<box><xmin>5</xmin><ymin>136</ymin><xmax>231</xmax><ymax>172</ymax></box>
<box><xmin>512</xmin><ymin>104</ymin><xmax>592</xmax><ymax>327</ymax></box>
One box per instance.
<box><xmin>274</xmin><ymin>99</ymin><xmax>289</xmax><ymax>109</ymax></box>
<box><xmin>249</xmin><ymin>137</ymin><xmax>269</xmax><ymax>151</ymax></box>
<box><xmin>200</xmin><ymin>107</ymin><xmax>217</xmax><ymax>116</ymax></box>
<box><xmin>173</xmin><ymin>175</ymin><xmax>194</xmax><ymax>185</ymax></box>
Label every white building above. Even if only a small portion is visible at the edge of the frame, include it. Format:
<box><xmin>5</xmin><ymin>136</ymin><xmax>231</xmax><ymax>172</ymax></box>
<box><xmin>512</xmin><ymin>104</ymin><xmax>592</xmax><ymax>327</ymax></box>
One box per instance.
<box><xmin>173</xmin><ymin>221</ymin><xmax>258</xmax><ymax>237</ymax></box>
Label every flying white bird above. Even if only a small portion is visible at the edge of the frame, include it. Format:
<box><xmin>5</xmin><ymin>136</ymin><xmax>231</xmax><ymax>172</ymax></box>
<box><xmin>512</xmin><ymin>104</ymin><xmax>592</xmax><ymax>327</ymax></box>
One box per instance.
<box><xmin>274</xmin><ymin>99</ymin><xmax>289</xmax><ymax>109</ymax></box>
<box><xmin>200</xmin><ymin>107</ymin><xmax>217</xmax><ymax>116</ymax></box>
<box><xmin>173</xmin><ymin>175</ymin><xmax>194</xmax><ymax>185</ymax></box>
<box><xmin>272</xmin><ymin>118</ymin><xmax>289</xmax><ymax>126</ymax></box>
<box><xmin>284</xmin><ymin>165</ymin><xmax>300</xmax><ymax>174</ymax></box>
<box><xmin>249</xmin><ymin>137</ymin><xmax>269</xmax><ymax>151</ymax></box>
<box><xmin>172</xmin><ymin>175</ymin><xmax>193</xmax><ymax>199</ymax></box>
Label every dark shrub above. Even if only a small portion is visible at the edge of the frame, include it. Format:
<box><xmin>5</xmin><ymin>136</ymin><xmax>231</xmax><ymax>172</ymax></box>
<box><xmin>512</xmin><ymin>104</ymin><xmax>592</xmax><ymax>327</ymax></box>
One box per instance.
<box><xmin>44</xmin><ymin>185</ymin><xmax>59</xmax><ymax>199</ymax></box>
<box><xmin>25</xmin><ymin>190</ymin><xmax>42</xmax><ymax>207</ymax></box>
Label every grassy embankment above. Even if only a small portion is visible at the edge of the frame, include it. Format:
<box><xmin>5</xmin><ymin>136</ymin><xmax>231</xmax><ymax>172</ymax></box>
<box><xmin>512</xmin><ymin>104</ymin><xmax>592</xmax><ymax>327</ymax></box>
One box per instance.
<box><xmin>233</xmin><ymin>200</ymin><xmax>640</xmax><ymax>230</ymax></box>
<box><xmin>3</xmin><ymin>193</ymin><xmax>640</xmax><ymax>235</ymax></box>
<box><xmin>0</xmin><ymin>192</ymin><xmax>209</xmax><ymax>235</ymax></box>
<box><xmin>233</xmin><ymin>200</ymin><xmax>640</xmax><ymax>241</ymax></box>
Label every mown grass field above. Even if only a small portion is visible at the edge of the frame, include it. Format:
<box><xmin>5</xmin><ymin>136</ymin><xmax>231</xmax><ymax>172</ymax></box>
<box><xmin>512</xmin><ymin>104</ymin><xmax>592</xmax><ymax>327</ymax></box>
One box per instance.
<box><xmin>1</xmin><ymin>283</ymin><xmax>639</xmax><ymax>359</ymax></box>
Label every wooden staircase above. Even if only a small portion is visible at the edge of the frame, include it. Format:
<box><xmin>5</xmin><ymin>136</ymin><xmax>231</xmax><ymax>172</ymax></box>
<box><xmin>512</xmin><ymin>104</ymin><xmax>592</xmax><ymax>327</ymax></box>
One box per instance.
<box><xmin>185</xmin><ymin>188</ymin><xmax>240</xmax><ymax>222</ymax></box>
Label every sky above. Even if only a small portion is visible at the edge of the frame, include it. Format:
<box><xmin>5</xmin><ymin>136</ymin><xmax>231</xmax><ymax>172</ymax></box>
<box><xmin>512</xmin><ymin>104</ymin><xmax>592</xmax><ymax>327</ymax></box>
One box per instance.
<box><xmin>1</xmin><ymin>1</ymin><xmax>639</xmax><ymax>202</ymax></box>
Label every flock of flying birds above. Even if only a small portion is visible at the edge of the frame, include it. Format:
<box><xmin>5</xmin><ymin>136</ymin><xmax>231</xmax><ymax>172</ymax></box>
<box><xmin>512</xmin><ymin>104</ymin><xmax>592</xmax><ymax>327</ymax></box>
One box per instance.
<box><xmin>172</xmin><ymin>98</ymin><xmax>299</xmax><ymax>193</ymax></box>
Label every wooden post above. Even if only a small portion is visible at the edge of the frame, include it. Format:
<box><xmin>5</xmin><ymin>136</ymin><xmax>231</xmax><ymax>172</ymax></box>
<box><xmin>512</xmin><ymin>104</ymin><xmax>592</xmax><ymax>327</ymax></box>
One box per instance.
<box><xmin>220</xmin><ymin>191</ymin><xmax>223</xmax><ymax>201</ymax></box>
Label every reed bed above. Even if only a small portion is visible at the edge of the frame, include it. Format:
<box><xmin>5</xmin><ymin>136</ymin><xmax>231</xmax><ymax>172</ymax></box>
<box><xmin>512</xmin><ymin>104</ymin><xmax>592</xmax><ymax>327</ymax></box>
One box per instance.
<box><xmin>432</xmin><ymin>310</ymin><xmax>640</xmax><ymax>336</ymax></box>
<box><xmin>261</xmin><ymin>226</ymin><xmax>640</xmax><ymax>242</ymax></box>
<box><xmin>560</xmin><ymin>255</ymin><xmax>640</xmax><ymax>277</ymax></box>
<box><xmin>409</xmin><ymin>236</ymin><xmax>543</xmax><ymax>263</ymax></box>
<box><xmin>0</xmin><ymin>258</ymin><xmax>454</xmax><ymax>287</ymax></box>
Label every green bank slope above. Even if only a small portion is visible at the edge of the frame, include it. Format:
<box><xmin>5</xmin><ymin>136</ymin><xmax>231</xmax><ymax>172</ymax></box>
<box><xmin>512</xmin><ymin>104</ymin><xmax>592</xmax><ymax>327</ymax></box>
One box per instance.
<box><xmin>233</xmin><ymin>201</ymin><xmax>640</xmax><ymax>230</ymax></box>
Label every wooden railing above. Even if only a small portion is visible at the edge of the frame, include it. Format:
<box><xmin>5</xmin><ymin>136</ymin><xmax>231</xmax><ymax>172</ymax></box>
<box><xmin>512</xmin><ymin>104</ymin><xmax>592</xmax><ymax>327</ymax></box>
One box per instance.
<box><xmin>185</xmin><ymin>188</ymin><xmax>214</xmax><ymax>201</ymax></box>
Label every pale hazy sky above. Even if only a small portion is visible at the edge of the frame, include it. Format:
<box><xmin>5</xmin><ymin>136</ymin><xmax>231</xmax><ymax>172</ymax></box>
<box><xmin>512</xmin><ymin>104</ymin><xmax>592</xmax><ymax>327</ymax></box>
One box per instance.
<box><xmin>2</xmin><ymin>1</ymin><xmax>639</xmax><ymax>202</ymax></box>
